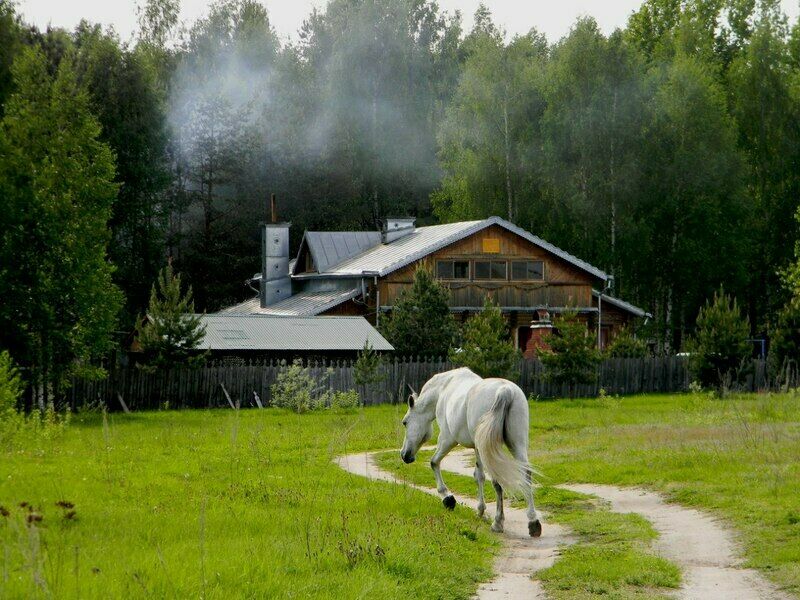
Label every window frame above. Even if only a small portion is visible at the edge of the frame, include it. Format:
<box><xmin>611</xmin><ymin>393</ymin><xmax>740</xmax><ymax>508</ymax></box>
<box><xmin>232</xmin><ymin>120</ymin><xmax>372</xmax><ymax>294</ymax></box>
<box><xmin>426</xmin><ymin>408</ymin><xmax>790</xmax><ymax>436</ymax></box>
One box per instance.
<box><xmin>474</xmin><ymin>260</ymin><xmax>508</xmax><ymax>281</ymax></box>
<box><xmin>436</xmin><ymin>260</ymin><xmax>470</xmax><ymax>281</ymax></box>
<box><xmin>510</xmin><ymin>260</ymin><xmax>545</xmax><ymax>281</ymax></box>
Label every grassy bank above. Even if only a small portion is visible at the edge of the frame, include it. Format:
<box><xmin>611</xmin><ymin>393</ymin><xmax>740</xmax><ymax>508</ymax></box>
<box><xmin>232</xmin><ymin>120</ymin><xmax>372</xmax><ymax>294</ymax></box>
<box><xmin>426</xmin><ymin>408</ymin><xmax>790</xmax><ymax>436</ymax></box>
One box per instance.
<box><xmin>0</xmin><ymin>407</ymin><xmax>495</xmax><ymax>599</ymax></box>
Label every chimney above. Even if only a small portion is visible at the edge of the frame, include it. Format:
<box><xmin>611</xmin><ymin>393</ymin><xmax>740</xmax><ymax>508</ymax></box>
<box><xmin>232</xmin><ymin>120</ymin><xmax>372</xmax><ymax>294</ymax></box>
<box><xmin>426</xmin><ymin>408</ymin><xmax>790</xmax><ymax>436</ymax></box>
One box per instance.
<box><xmin>381</xmin><ymin>217</ymin><xmax>416</xmax><ymax>244</ymax></box>
<box><xmin>524</xmin><ymin>309</ymin><xmax>554</xmax><ymax>359</ymax></box>
<box><xmin>261</xmin><ymin>194</ymin><xmax>291</xmax><ymax>308</ymax></box>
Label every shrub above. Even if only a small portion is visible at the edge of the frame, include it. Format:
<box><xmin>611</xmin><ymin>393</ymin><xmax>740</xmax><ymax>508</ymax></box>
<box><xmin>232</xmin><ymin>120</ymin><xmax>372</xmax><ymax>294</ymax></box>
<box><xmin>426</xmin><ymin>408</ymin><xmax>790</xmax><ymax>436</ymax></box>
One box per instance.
<box><xmin>686</xmin><ymin>288</ymin><xmax>750</xmax><ymax>389</ymax></box>
<box><xmin>270</xmin><ymin>360</ymin><xmax>360</xmax><ymax>412</ymax></box>
<box><xmin>540</xmin><ymin>311</ymin><xmax>601</xmax><ymax>396</ymax></box>
<box><xmin>605</xmin><ymin>327</ymin><xmax>648</xmax><ymax>358</ymax></box>
<box><xmin>450</xmin><ymin>296</ymin><xmax>520</xmax><ymax>379</ymax></box>
<box><xmin>331</xmin><ymin>389</ymin><xmax>360</xmax><ymax>410</ymax></box>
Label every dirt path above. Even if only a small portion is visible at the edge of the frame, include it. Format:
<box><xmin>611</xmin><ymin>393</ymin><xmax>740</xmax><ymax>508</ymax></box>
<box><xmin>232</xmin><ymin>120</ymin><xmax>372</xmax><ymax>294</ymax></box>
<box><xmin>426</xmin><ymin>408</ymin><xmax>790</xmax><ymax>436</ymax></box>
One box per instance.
<box><xmin>335</xmin><ymin>450</ymin><xmax>575</xmax><ymax>599</ymax></box>
<box><xmin>337</xmin><ymin>448</ymin><xmax>792</xmax><ymax>600</ymax></box>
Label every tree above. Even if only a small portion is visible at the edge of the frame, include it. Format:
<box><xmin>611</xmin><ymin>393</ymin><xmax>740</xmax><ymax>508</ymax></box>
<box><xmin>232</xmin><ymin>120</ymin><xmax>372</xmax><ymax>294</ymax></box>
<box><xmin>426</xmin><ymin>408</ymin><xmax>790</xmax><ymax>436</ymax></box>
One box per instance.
<box><xmin>540</xmin><ymin>312</ymin><xmax>601</xmax><ymax>396</ymax></box>
<box><xmin>0</xmin><ymin>47</ymin><xmax>122</xmax><ymax>406</ymax></box>
<box><xmin>354</xmin><ymin>341</ymin><xmax>384</xmax><ymax>386</ymax></box>
<box><xmin>380</xmin><ymin>265</ymin><xmax>458</xmax><ymax>358</ymax></box>
<box><xmin>450</xmin><ymin>296</ymin><xmax>519</xmax><ymax>378</ymax></box>
<box><xmin>605</xmin><ymin>327</ymin><xmax>648</xmax><ymax>358</ymax></box>
<box><xmin>134</xmin><ymin>263</ymin><xmax>207</xmax><ymax>370</ymax></box>
<box><xmin>686</xmin><ymin>288</ymin><xmax>750</xmax><ymax>388</ymax></box>
<box><xmin>434</xmin><ymin>12</ymin><xmax>546</xmax><ymax>223</ymax></box>
<box><xmin>0</xmin><ymin>351</ymin><xmax>23</xmax><ymax>413</ymax></box>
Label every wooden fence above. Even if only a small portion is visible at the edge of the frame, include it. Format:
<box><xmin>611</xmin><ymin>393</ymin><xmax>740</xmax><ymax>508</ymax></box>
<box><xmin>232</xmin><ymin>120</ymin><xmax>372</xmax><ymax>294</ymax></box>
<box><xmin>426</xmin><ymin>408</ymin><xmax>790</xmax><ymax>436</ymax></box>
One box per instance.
<box><xmin>68</xmin><ymin>357</ymin><xmax>797</xmax><ymax>411</ymax></box>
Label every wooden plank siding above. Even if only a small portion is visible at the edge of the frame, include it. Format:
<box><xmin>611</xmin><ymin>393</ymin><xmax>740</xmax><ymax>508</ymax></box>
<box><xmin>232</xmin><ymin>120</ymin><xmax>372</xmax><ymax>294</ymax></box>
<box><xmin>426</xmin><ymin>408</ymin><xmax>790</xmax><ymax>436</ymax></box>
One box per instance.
<box><xmin>375</xmin><ymin>225</ymin><xmax>599</xmax><ymax>327</ymax></box>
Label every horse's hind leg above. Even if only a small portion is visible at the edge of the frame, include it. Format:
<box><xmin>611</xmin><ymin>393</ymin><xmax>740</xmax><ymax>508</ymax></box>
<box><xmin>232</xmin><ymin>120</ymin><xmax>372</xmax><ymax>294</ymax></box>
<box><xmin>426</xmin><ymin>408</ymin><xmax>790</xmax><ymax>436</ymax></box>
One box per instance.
<box><xmin>474</xmin><ymin>450</ymin><xmax>486</xmax><ymax>518</ymax></box>
<box><xmin>430</xmin><ymin>439</ymin><xmax>457</xmax><ymax>510</ymax></box>
<box><xmin>511</xmin><ymin>445</ymin><xmax>542</xmax><ymax>538</ymax></box>
<box><xmin>491</xmin><ymin>481</ymin><xmax>504</xmax><ymax>532</ymax></box>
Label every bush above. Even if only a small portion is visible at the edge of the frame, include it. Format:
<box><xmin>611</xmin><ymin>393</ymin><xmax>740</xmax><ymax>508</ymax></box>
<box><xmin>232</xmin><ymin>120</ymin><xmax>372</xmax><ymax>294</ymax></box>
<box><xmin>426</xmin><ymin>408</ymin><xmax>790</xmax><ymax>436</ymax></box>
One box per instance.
<box><xmin>270</xmin><ymin>360</ymin><xmax>360</xmax><ymax>412</ymax></box>
<box><xmin>605</xmin><ymin>327</ymin><xmax>648</xmax><ymax>358</ymax></box>
<box><xmin>540</xmin><ymin>311</ymin><xmax>601</xmax><ymax>396</ymax></box>
<box><xmin>450</xmin><ymin>296</ymin><xmax>520</xmax><ymax>379</ymax></box>
<box><xmin>331</xmin><ymin>389</ymin><xmax>360</xmax><ymax>410</ymax></box>
<box><xmin>686</xmin><ymin>288</ymin><xmax>750</xmax><ymax>389</ymax></box>
<box><xmin>354</xmin><ymin>341</ymin><xmax>384</xmax><ymax>386</ymax></box>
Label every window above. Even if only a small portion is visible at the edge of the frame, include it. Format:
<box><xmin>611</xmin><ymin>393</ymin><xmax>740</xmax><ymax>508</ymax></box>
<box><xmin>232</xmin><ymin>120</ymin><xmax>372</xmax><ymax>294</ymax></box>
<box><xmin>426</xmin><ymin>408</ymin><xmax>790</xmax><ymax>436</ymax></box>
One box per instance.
<box><xmin>436</xmin><ymin>260</ymin><xmax>470</xmax><ymax>280</ymax></box>
<box><xmin>475</xmin><ymin>261</ymin><xmax>507</xmax><ymax>280</ymax></box>
<box><xmin>511</xmin><ymin>260</ymin><xmax>544</xmax><ymax>281</ymax></box>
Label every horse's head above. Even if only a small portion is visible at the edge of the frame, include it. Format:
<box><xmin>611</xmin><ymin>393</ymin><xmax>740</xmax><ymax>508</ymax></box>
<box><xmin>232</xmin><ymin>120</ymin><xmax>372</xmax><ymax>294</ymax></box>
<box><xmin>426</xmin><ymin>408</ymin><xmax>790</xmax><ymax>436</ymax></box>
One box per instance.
<box><xmin>400</xmin><ymin>385</ymin><xmax>433</xmax><ymax>464</ymax></box>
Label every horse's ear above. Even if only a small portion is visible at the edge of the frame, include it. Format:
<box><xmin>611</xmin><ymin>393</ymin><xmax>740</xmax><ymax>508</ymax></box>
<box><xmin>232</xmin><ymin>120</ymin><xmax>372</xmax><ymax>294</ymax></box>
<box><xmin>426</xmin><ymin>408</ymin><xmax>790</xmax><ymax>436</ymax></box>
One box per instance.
<box><xmin>407</xmin><ymin>393</ymin><xmax>415</xmax><ymax>409</ymax></box>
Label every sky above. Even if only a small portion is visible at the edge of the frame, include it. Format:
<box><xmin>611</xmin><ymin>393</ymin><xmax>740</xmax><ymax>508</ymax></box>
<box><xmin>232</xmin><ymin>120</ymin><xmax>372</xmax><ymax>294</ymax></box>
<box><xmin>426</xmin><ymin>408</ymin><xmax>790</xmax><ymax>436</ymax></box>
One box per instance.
<box><xmin>14</xmin><ymin>0</ymin><xmax>800</xmax><ymax>45</ymax></box>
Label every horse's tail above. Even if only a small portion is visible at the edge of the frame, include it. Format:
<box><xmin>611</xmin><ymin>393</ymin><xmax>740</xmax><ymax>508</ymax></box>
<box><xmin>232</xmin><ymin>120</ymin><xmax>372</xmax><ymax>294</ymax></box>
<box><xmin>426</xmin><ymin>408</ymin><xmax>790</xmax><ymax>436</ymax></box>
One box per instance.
<box><xmin>473</xmin><ymin>384</ymin><xmax>528</xmax><ymax>495</ymax></box>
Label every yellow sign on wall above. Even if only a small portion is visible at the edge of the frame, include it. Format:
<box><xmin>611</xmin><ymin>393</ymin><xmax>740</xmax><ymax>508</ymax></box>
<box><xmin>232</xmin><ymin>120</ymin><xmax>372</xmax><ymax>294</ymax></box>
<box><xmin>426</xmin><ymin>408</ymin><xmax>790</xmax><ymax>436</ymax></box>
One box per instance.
<box><xmin>482</xmin><ymin>238</ymin><xmax>501</xmax><ymax>253</ymax></box>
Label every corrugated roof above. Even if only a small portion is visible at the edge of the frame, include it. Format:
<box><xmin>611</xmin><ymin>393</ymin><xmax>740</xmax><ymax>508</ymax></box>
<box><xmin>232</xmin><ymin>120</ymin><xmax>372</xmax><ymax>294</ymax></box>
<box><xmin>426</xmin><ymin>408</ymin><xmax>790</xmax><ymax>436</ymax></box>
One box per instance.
<box><xmin>217</xmin><ymin>288</ymin><xmax>360</xmax><ymax>317</ymax></box>
<box><xmin>593</xmin><ymin>290</ymin><xmax>652</xmax><ymax>319</ymax></box>
<box><xmin>304</xmin><ymin>231</ymin><xmax>382</xmax><ymax>272</ymax></box>
<box><xmin>197</xmin><ymin>314</ymin><xmax>393</xmax><ymax>351</ymax></box>
<box><xmin>305</xmin><ymin>217</ymin><xmax>608</xmax><ymax>281</ymax></box>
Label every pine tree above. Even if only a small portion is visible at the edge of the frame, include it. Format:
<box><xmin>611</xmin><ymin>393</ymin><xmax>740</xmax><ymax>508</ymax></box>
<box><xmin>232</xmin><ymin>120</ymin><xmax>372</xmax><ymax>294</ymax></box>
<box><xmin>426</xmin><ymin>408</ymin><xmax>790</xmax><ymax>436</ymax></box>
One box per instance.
<box><xmin>605</xmin><ymin>327</ymin><xmax>648</xmax><ymax>358</ymax></box>
<box><xmin>450</xmin><ymin>296</ymin><xmax>520</xmax><ymax>379</ymax></box>
<box><xmin>540</xmin><ymin>311</ymin><xmax>601</xmax><ymax>396</ymax></box>
<box><xmin>686</xmin><ymin>288</ymin><xmax>750</xmax><ymax>389</ymax></box>
<box><xmin>380</xmin><ymin>265</ymin><xmax>458</xmax><ymax>358</ymax></box>
<box><xmin>354</xmin><ymin>341</ymin><xmax>384</xmax><ymax>386</ymax></box>
<box><xmin>134</xmin><ymin>263</ymin><xmax>207</xmax><ymax>370</ymax></box>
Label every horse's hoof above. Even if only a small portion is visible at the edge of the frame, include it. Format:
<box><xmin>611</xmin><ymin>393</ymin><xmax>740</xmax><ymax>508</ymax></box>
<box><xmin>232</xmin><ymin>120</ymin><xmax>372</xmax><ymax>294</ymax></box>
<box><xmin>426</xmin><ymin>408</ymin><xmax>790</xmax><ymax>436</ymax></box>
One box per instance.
<box><xmin>529</xmin><ymin>520</ymin><xmax>542</xmax><ymax>537</ymax></box>
<box><xmin>491</xmin><ymin>521</ymin><xmax>504</xmax><ymax>533</ymax></box>
<box><xmin>443</xmin><ymin>495</ymin><xmax>456</xmax><ymax>510</ymax></box>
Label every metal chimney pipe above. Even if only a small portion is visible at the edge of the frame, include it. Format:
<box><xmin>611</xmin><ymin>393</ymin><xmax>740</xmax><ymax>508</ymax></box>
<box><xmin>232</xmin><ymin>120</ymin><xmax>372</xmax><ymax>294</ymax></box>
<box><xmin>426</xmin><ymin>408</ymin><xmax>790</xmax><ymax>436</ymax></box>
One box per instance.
<box><xmin>270</xmin><ymin>193</ymin><xmax>277</xmax><ymax>223</ymax></box>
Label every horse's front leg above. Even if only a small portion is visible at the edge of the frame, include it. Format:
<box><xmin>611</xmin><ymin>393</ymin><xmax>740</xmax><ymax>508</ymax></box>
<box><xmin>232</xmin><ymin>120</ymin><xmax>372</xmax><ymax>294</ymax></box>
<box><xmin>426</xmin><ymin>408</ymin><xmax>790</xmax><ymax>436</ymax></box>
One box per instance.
<box><xmin>430</xmin><ymin>439</ymin><xmax>457</xmax><ymax>510</ymax></box>
<box><xmin>474</xmin><ymin>449</ymin><xmax>486</xmax><ymax>518</ymax></box>
<box><xmin>491</xmin><ymin>481</ymin><xmax>504</xmax><ymax>532</ymax></box>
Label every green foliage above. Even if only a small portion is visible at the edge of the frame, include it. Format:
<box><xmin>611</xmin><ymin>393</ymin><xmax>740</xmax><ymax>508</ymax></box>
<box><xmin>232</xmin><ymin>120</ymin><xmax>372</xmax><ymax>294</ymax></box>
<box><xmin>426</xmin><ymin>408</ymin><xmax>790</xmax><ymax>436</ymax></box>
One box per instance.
<box><xmin>540</xmin><ymin>312</ymin><xmax>601</xmax><ymax>394</ymax></box>
<box><xmin>270</xmin><ymin>359</ymin><xmax>360</xmax><ymax>412</ymax></box>
<box><xmin>450</xmin><ymin>296</ymin><xmax>520</xmax><ymax>379</ymax></box>
<box><xmin>768</xmin><ymin>298</ymin><xmax>800</xmax><ymax>377</ymax></box>
<box><xmin>686</xmin><ymin>288</ymin><xmax>751</xmax><ymax>389</ymax></box>
<box><xmin>0</xmin><ymin>350</ymin><xmax>23</xmax><ymax>413</ymax></box>
<box><xmin>134</xmin><ymin>264</ymin><xmax>207</xmax><ymax>370</ymax></box>
<box><xmin>605</xmin><ymin>327</ymin><xmax>648</xmax><ymax>358</ymax></box>
<box><xmin>380</xmin><ymin>265</ymin><xmax>458</xmax><ymax>358</ymax></box>
<box><xmin>354</xmin><ymin>341</ymin><xmax>384</xmax><ymax>386</ymax></box>
<box><xmin>0</xmin><ymin>46</ymin><xmax>122</xmax><ymax>397</ymax></box>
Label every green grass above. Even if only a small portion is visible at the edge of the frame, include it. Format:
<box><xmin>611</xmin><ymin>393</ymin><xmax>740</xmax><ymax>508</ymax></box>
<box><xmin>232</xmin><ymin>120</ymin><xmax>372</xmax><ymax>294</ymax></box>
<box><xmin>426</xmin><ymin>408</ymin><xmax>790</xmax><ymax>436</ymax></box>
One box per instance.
<box><xmin>0</xmin><ymin>407</ymin><xmax>496</xmax><ymax>599</ymax></box>
<box><xmin>530</xmin><ymin>391</ymin><xmax>800</xmax><ymax>595</ymax></box>
<box><xmin>2</xmin><ymin>391</ymin><xmax>799</xmax><ymax>599</ymax></box>
<box><xmin>375</xmin><ymin>450</ymin><xmax>680</xmax><ymax>599</ymax></box>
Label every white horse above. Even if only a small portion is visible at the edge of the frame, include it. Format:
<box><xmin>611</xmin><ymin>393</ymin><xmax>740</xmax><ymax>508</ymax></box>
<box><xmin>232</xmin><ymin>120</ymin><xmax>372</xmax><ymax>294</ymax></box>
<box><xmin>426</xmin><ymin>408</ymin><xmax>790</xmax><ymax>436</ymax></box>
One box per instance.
<box><xmin>400</xmin><ymin>367</ymin><xmax>542</xmax><ymax>537</ymax></box>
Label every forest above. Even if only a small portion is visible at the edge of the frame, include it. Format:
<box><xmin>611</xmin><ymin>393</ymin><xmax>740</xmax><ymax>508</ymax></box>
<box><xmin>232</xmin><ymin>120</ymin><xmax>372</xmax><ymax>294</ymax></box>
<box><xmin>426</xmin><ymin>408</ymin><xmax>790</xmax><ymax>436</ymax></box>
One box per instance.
<box><xmin>1</xmin><ymin>0</ymin><xmax>800</xmax><ymax>395</ymax></box>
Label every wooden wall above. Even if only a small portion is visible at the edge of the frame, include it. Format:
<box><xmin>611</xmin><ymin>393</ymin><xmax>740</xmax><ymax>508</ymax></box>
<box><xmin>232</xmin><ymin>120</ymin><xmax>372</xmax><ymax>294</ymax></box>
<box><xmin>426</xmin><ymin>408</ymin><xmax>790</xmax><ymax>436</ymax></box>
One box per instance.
<box><xmin>378</xmin><ymin>224</ymin><xmax>597</xmax><ymax>311</ymax></box>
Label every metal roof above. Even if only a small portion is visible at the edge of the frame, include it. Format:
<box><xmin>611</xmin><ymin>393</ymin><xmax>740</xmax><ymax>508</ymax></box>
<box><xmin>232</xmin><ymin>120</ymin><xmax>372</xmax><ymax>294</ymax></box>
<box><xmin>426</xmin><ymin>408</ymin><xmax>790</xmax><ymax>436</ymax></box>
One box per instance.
<box><xmin>302</xmin><ymin>231</ymin><xmax>382</xmax><ymax>273</ymax></box>
<box><xmin>197</xmin><ymin>314</ymin><xmax>393</xmax><ymax>351</ymax></box>
<box><xmin>593</xmin><ymin>290</ymin><xmax>652</xmax><ymax>319</ymax></box>
<box><xmin>302</xmin><ymin>217</ymin><xmax>608</xmax><ymax>281</ymax></box>
<box><xmin>217</xmin><ymin>288</ymin><xmax>360</xmax><ymax>317</ymax></box>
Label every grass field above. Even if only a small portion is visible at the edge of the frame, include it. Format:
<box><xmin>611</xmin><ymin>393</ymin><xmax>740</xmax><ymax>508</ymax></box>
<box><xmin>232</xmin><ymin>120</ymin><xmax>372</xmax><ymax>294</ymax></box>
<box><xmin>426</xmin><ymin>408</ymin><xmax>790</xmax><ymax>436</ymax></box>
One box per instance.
<box><xmin>1</xmin><ymin>391</ymin><xmax>799</xmax><ymax>599</ymax></box>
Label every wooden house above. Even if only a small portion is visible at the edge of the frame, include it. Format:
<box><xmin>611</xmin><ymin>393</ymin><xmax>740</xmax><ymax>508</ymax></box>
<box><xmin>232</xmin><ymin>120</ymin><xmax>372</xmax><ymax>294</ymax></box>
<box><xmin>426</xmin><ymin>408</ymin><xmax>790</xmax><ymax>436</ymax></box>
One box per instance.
<box><xmin>218</xmin><ymin>216</ymin><xmax>650</xmax><ymax>355</ymax></box>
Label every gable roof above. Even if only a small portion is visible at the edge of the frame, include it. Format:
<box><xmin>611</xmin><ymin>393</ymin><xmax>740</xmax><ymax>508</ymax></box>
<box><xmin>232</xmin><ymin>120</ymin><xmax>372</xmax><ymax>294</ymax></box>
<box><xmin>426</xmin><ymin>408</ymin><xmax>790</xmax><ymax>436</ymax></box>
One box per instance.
<box><xmin>298</xmin><ymin>231</ymin><xmax>382</xmax><ymax>273</ymax></box>
<box><xmin>296</xmin><ymin>216</ymin><xmax>608</xmax><ymax>281</ymax></box>
<box><xmin>198</xmin><ymin>314</ymin><xmax>393</xmax><ymax>351</ymax></box>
